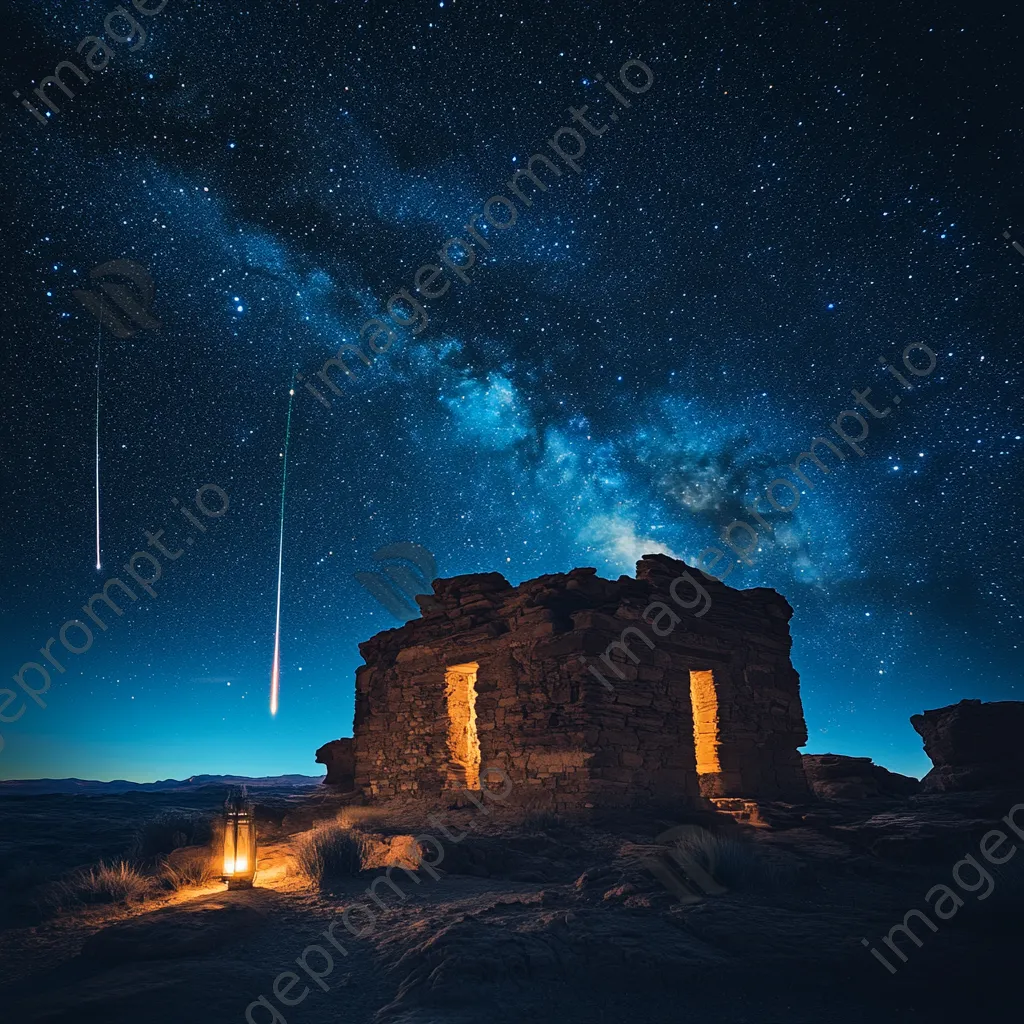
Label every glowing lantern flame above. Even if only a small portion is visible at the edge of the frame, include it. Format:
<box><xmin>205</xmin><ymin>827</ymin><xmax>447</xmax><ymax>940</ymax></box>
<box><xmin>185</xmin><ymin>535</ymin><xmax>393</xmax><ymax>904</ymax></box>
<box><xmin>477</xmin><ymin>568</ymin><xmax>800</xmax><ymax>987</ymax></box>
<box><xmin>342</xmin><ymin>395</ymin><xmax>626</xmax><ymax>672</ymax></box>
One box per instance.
<box><xmin>221</xmin><ymin>790</ymin><xmax>257</xmax><ymax>889</ymax></box>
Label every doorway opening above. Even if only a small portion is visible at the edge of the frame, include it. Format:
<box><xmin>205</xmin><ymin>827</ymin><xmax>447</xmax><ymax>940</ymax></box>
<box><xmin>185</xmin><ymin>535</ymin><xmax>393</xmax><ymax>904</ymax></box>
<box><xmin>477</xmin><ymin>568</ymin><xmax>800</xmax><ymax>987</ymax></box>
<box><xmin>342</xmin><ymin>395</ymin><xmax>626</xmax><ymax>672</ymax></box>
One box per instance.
<box><xmin>688</xmin><ymin>669</ymin><xmax>721</xmax><ymax>777</ymax></box>
<box><xmin>445</xmin><ymin>662</ymin><xmax>480</xmax><ymax>790</ymax></box>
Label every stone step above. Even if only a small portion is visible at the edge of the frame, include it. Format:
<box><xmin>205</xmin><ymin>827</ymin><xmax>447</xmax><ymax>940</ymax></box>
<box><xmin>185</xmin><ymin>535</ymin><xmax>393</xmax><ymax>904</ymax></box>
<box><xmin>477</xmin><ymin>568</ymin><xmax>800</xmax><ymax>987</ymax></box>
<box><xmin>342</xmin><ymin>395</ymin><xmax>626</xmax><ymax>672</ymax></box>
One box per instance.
<box><xmin>710</xmin><ymin>797</ymin><xmax>767</xmax><ymax>826</ymax></box>
<box><xmin>710</xmin><ymin>798</ymin><xmax>748</xmax><ymax>811</ymax></box>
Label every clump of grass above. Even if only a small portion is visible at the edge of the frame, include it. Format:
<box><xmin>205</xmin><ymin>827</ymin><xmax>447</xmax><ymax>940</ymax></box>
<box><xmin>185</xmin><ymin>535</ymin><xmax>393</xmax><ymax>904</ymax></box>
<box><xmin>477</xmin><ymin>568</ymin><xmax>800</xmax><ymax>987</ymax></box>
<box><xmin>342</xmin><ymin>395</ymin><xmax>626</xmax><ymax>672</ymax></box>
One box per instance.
<box><xmin>161</xmin><ymin>848</ymin><xmax>217</xmax><ymax>891</ymax></box>
<box><xmin>670</xmin><ymin>826</ymin><xmax>799</xmax><ymax>892</ymax></box>
<box><xmin>133</xmin><ymin>811</ymin><xmax>213</xmax><ymax>858</ymax></box>
<box><xmin>297</xmin><ymin>822</ymin><xmax>367</xmax><ymax>885</ymax></box>
<box><xmin>54</xmin><ymin>860</ymin><xmax>153</xmax><ymax>906</ymax></box>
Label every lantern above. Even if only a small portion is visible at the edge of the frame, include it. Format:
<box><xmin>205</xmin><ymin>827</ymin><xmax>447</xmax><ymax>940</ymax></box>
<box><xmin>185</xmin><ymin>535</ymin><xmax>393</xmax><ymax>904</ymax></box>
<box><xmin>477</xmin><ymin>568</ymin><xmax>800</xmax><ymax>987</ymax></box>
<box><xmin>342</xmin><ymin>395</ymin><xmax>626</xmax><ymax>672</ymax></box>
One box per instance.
<box><xmin>221</xmin><ymin>790</ymin><xmax>258</xmax><ymax>889</ymax></box>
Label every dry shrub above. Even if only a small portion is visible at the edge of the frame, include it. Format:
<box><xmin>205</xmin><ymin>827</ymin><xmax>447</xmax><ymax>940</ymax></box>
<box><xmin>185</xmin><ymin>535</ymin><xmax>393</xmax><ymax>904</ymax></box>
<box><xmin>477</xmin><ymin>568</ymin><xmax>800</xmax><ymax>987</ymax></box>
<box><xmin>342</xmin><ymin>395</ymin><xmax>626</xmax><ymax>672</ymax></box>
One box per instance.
<box><xmin>53</xmin><ymin>860</ymin><xmax>153</xmax><ymax>906</ymax></box>
<box><xmin>297</xmin><ymin>822</ymin><xmax>367</xmax><ymax>885</ymax></box>
<box><xmin>671</xmin><ymin>827</ymin><xmax>800</xmax><ymax>891</ymax></box>
<box><xmin>132</xmin><ymin>810</ymin><xmax>213</xmax><ymax>858</ymax></box>
<box><xmin>161</xmin><ymin>847</ymin><xmax>217</xmax><ymax>890</ymax></box>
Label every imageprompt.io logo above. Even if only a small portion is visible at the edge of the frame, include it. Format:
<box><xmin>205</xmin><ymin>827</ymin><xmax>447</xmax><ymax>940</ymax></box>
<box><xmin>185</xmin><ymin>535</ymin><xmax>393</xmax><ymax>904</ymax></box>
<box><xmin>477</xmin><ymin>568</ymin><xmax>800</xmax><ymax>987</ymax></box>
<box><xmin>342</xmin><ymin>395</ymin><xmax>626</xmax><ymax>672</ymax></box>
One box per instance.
<box><xmin>354</xmin><ymin>542</ymin><xmax>439</xmax><ymax>621</ymax></box>
<box><xmin>73</xmin><ymin>259</ymin><xmax>161</xmax><ymax>337</ymax></box>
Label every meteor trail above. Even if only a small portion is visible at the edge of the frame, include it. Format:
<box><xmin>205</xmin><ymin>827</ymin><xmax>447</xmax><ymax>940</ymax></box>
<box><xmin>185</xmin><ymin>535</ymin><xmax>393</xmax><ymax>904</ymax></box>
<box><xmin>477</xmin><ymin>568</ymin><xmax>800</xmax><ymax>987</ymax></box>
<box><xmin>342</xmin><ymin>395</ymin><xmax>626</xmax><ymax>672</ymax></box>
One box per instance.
<box><xmin>269</xmin><ymin>377</ymin><xmax>296</xmax><ymax>717</ymax></box>
<box><xmin>95</xmin><ymin>324</ymin><xmax>102</xmax><ymax>571</ymax></box>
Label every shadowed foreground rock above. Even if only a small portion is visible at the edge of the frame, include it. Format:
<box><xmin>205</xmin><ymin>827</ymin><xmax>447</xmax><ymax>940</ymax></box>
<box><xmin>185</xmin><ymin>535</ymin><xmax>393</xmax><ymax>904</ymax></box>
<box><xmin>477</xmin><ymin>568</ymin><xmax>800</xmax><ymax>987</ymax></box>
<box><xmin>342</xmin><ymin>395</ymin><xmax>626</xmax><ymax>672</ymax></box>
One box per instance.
<box><xmin>4</xmin><ymin>778</ymin><xmax>1024</xmax><ymax>1024</ymax></box>
<box><xmin>911</xmin><ymin>698</ymin><xmax>1024</xmax><ymax>791</ymax></box>
<box><xmin>81</xmin><ymin>899</ymin><xmax>267</xmax><ymax>964</ymax></box>
<box><xmin>801</xmin><ymin>754</ymin><xmax>920</xmax><ymax>801</ymax></box>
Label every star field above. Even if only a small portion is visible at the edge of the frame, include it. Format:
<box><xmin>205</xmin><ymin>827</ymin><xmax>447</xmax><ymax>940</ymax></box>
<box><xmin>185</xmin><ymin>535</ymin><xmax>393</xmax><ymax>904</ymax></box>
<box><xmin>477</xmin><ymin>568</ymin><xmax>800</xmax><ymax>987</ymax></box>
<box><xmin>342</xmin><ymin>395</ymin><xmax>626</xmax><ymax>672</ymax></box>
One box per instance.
<box><xmin>1</xmin><ymin>0</ymin><xmax>1022</xmax><ymax>781</ymax></box>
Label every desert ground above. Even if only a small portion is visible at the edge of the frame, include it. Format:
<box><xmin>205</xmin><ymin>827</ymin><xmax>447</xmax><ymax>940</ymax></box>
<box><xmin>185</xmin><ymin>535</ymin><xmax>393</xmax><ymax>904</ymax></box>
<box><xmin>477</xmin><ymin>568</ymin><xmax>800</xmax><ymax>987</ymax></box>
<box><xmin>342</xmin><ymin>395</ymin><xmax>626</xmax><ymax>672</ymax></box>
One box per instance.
<box><xmin>1</xmin><ymin>782</ymin><xmax>1021</xmax><ymax>1024</ymax></box>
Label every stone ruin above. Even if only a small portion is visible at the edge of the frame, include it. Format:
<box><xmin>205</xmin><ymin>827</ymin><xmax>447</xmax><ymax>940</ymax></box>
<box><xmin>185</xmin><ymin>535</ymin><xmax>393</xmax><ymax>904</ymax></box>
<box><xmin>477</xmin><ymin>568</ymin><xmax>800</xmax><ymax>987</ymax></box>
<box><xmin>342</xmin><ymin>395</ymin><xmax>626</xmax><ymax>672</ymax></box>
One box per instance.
<box><xmin>328</xmin><ymin>554</ymin><xmax>810</xmax><ymax>811</ymax></box>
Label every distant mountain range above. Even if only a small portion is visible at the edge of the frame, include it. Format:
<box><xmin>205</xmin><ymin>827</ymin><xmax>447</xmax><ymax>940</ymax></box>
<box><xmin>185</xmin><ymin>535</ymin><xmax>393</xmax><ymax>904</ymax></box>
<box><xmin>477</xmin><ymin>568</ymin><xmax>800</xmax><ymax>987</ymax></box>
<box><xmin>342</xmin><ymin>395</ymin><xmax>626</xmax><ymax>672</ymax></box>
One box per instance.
<box><xmin>0</xmin><ymin>774</ymin><xmax>325</xmax><ymax>796</ymax></box>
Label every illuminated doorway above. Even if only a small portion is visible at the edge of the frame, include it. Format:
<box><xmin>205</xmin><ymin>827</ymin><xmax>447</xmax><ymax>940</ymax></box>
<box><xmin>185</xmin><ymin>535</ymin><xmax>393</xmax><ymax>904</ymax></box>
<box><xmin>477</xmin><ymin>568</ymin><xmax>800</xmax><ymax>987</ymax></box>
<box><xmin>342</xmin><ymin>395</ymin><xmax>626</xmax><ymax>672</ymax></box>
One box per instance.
<box><xmin>445</xmin><ymin>662</ymin><xmax>481</xmax><ymax>790</ymax></box>
<box><xmin>688</xmin><ymin>669</ymin><xmax>721</xmax><ymax>777</ymax></box>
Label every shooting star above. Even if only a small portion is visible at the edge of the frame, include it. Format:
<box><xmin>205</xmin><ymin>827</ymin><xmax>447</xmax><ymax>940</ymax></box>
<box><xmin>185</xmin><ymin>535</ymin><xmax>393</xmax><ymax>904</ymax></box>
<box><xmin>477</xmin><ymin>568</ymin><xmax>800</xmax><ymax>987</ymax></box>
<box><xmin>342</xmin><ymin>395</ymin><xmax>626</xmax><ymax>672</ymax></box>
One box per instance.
<box><xmin>95</xmin><ymin>324</ymin><xmax>102</xmax><ymax>571</ymax></box>
<box><xmin>269</xmin><ymin>378</ymin><xmax>296</xmax><ymax>716</ymax></box>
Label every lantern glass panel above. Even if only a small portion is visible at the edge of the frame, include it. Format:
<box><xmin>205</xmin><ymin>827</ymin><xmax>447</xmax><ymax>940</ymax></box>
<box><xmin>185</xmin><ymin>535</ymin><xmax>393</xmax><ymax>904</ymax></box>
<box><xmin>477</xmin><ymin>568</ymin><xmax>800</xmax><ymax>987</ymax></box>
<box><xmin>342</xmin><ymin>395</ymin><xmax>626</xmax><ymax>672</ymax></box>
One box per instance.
<box><xmin>221</xmin><ymin>794</ymin><xmax>258</xmax><ymax>887</ymax></box>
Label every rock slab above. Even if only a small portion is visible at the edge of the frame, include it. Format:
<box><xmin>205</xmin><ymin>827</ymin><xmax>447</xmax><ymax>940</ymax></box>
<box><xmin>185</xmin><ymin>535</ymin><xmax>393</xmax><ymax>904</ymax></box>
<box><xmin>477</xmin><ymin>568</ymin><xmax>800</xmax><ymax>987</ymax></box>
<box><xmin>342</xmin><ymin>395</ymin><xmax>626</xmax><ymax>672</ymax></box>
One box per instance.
<box><xmin>911</xmin><ymin>699</ymin><xmax>1024</xmax><ymax>791</ymax></box>
<box><xmin>316</xmin><ymin>737</ymin><xmax>356</xmax><ymax>789</ymax></box>
<box><xmin>801</xmin><ymin>753</ymin><xmax>920</xmax><ymax>800</ymax></box>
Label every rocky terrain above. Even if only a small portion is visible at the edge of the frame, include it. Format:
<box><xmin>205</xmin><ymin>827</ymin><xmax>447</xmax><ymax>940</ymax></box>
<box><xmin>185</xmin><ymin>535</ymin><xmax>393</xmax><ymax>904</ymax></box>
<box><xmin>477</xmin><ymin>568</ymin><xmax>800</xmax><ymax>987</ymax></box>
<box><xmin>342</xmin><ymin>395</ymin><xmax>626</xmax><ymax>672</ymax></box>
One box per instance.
<box><xmin>0</xmin><ymin>779</ymin><xmax>1021</xmax><ymax>1022</ymax></box>
<box><xmin>801</xmin><ymin>753</ymin><xmax>921</xmax><ymax>801</ymax></box>
<box><xmin>2</xmin><ymin>701</ymin><xmax>1021</xmax><ymax>1023</ymax></box>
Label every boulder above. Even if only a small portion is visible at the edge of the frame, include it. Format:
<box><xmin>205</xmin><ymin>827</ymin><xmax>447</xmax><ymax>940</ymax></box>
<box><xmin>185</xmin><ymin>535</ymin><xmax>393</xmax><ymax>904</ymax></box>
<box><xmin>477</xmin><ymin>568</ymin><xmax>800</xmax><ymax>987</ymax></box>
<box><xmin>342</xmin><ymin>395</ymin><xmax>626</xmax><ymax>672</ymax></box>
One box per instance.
<box><xmin>252</xmin><ymin>838</ymin><xmax>299</xmax><ymax>885</ymax></box>
<box><xmin>315</xmin><ymin>738</ymin><xmax>355</xmax><ymax>789</ymax></box>
<box><xmin>801</xmin><ymin>753</ymin><xmax>920</xmax><ymax>800</ymax></box>
<box><xmin>911</xmin><ymin>699</ymin><xmax>1024</xmax><ymax>791</ymax></box>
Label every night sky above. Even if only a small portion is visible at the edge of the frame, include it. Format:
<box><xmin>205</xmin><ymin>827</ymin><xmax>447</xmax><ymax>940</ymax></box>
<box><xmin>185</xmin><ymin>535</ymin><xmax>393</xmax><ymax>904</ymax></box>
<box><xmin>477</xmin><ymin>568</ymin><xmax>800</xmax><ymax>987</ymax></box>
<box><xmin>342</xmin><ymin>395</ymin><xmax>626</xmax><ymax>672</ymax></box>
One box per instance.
<box><xmin>1</xmin><ymin>0</ymin><xmax>1022</xmax><ymax>783</ymax></box>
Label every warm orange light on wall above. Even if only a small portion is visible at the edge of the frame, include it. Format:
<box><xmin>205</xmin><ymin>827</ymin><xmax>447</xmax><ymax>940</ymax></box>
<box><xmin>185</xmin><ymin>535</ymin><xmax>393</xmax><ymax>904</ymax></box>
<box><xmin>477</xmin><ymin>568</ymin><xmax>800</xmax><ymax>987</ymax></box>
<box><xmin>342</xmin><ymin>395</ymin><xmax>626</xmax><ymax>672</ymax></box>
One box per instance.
<box><xmin>445</xmin><ymin>662</ymin><xmax>481</xmax><ymax>790</ymax></box>
<box><xmin>689</xmin><ymin>669</ymin><xmax>722</xmax><ymax>776</ymax></box>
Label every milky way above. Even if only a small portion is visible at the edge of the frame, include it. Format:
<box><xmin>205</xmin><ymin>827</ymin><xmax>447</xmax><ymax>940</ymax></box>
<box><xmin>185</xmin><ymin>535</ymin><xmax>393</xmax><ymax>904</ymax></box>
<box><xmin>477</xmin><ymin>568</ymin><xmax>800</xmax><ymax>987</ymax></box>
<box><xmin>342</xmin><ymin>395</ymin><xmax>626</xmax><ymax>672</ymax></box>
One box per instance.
<box><xmin>1</xmin><ymin>0</ymin><xmax>1022</xmax><ymax>780</ymax></box>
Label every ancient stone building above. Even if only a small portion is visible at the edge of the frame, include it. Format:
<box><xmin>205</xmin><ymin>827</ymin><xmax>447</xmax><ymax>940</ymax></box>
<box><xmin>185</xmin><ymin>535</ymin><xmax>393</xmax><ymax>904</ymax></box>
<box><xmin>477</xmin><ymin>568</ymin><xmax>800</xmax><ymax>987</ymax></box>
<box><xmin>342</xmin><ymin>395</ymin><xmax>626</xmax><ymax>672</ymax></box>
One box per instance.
<box><xmin>346</xmin><ymin>554</ymin><xmax>809</xmax><ymax>810</ymax></box>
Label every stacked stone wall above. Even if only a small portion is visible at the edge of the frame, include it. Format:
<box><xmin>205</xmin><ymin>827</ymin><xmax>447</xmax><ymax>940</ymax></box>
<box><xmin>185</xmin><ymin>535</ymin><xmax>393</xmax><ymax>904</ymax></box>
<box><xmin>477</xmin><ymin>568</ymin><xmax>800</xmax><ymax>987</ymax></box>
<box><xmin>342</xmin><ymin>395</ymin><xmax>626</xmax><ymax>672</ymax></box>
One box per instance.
<box><xmin>349</xmin><ymin>555</ymin><xmax>809</xmax><ymax>808</ymax></box>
